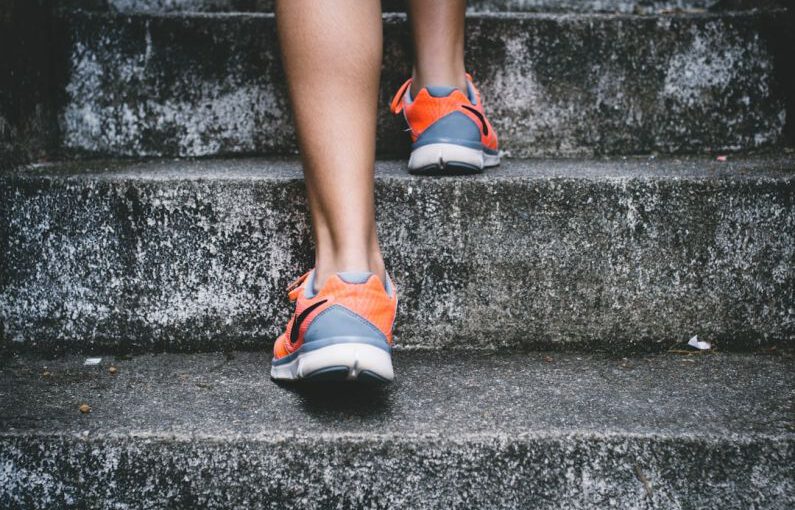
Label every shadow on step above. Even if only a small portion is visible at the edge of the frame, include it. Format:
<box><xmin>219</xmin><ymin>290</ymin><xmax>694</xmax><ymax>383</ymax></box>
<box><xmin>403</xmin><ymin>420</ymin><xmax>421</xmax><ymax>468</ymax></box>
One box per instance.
<box><xmin>272</xmin><ymin>380</ymin><xmax>394</xmax><ymax>420</ymax></box>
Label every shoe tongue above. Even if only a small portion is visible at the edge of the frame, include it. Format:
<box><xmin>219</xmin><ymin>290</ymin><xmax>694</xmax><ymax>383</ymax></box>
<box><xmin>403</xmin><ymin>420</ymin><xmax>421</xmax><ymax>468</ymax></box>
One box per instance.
<box><xmin>424</xmin><ymin>85</ymin><xmax>458</xmax><ymax>98</ymax></box>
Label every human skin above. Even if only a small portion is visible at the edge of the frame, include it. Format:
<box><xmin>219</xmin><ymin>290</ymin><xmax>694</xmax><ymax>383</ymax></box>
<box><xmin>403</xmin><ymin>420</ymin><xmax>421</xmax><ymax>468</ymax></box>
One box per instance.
<box><xmin>275</xmin><ymin>0</ymin><xmax>468</xmax><ymax>290</ymax></box>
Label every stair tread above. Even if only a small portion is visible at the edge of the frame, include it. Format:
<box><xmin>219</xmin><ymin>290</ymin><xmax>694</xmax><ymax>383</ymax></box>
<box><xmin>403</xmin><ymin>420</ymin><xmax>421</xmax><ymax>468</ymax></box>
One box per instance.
<box><xmin>66</xmin><ymin>0</ymin><xmax>766</xmax><ymax>15</ymax></box>
<box><xmin>14</xmin><ymin>154</ymin><xmax>795</xmax><ymax>181</ymax></box>
<box><xmin>1</xmin><ymin>350</ymin><xmax>792</xmax><ymax>439</ymax></box>
<box><xmin>68</xmin><ymin>10</ymin><xmax>787</xmax><ymax>19</ymax></box>
<box><xmin>4</xmin><ymin>348</ymin><xmax>795</xmax><ymax>508</ymax></box>
<box><xmin>5</xmin><ymin>349</ymin><xmax>792</xmax><ymax>507</ymax></box>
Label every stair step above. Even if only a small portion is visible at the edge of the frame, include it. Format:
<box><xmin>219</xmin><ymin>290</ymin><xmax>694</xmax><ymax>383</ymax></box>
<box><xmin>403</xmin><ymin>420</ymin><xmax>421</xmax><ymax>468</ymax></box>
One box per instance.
<box><xmin>54</xmin><ymin>9</ymin><xmax>789</xmax><ymax>158</ymax></box>
<box><xmin>76</xmin><ymin>0</ymin><xmax>720</xmax><ymax>14</ymax></box>
<box><xmin>2</xmin><ymin>155</ymin><xmax>793</xmax><ymax>353</ymax></box>
<box><xmin>1</xmin><ymin>349</ymin><xmax>792</xmax><ymax>507</ymax></box>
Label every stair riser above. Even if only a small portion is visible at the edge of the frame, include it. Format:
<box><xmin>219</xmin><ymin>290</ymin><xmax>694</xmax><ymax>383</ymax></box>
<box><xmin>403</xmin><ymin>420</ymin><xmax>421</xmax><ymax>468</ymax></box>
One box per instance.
<box><xmin>1</xmin><ymin>435</ymin><xmax>791</xmax><ymax>508</ymax></box>
<box><xmin>85</xmin><ymin>0</ymin><xmax>719</xmax><ymax>14</ymax></box>
<box><xmin>2</xmin><ymin>163</ymin><xmax>792</xmax><ymax>352</ymax></box>
<box><xmin>59</xmin><ymin>11</ymin><xmax>789</xmax><ymax>158</ymax></box>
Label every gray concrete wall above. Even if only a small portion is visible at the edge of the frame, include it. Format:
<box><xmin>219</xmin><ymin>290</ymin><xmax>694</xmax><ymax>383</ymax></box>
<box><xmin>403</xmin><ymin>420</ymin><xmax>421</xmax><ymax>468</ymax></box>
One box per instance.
<box><xmin>1</xmin><ymin>157</ymin><xmax>792</xmax><ymax>353</ymax></box>
<box><xmin>56</xmin><ymin>11</ymin><xmax>789</xmax><ymax>158</ymax></box>
<box><xmin>98</xmin><ymin>0</ymin><xmax>720</xmax><ymax>13</ymax></box>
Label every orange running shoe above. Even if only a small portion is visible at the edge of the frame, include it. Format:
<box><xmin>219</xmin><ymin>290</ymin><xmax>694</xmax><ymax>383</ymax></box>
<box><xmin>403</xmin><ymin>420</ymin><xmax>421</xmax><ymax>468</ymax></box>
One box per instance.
<box><xmin>390</xmin><ymin>73</ymin><xmax>499</xmax><ymax>175</ymax></box>
<box><xmin>271</xmin><ymin>269</ymin><xmax>398</xmax><ymax>383</ymax></box>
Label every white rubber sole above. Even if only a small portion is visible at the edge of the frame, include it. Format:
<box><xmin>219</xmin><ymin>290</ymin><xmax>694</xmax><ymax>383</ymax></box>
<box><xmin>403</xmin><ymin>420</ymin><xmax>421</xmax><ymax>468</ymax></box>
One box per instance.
<box><xmin>270</xmin><ymin>342</ymin><xmax>394</xmax><ymax>383</ymax></box>
<box><xmin>408</xmin><ymin>143</ymin><xmax>500</xmax><ymax>174</ymax></box>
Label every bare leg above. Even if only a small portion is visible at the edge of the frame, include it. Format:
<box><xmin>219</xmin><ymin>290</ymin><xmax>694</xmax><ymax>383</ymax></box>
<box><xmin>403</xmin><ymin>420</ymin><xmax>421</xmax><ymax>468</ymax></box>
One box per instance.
<box><xmin>407</xmin><ymin>0</ymin><xmax>468</xmax><ymax>96</ymax></box>
<box><xmin>275</xmin><ymin>0</ymin><xmax>385</xmax><ymax>289</ymax></box>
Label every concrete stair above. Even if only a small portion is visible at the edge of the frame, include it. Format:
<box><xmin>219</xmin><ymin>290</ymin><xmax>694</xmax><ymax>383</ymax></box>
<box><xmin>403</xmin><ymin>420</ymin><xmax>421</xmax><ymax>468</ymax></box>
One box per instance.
<box><xmin>2</xmin><ymin>156</ymin><xmax>793</xmax><ymax>353</ymax></box>
<box><xmin>3</xmin><ymin>1</ymin><xmax>793</xmax><ymax>160</ymax></box>
<box><xmin>1</xmin><ymin>0</ymin><xmax>793</xmax><ymax>508</ymax></box>
<box><xmin>56</xmin><ymin>0</ymin><xmax>760</xmax><ymax>14</ymax></box>
<box><xmin>52</xmin><ymin>9</ymin><xmax>790</xmax><ymax>159</ymax></box>
<box><xmin>1</xmin><ymin>350</ymin><xmax>793</xmax><ymax>508</ymax></box>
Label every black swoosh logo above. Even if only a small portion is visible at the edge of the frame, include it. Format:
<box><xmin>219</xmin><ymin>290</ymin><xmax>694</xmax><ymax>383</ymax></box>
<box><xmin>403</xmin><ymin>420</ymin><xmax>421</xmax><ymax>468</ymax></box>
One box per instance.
<box><xmin>461</xmin><ymin>105</ymin><xmax>488</xmax><ymax>136</ymax></box>
<box><xmin>289</xmin><ymin>299</ymin><xmax>328</xmax><ymax>344</ymax></box>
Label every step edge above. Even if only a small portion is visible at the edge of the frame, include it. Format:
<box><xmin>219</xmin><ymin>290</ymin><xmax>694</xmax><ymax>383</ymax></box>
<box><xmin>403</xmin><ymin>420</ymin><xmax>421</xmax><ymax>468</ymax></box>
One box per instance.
<box><xmin>58</xmin><ymin>8</ymin><xmax>789</xmax><ymax>22</ymax></box>
<box><xmin>4</xmin><ymin>157</ymin><xmax>794</xmax><ymax>182</ymax></box>
<box><xmin>2</xmin><ymin>430</ymin><xmax>792</xmax><ymax>443</ymax></box>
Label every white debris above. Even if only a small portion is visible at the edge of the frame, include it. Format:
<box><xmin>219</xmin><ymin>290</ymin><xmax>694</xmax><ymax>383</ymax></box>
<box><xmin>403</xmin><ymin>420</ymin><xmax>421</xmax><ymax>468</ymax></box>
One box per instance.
<box><xmin>687</xmin><ymin>335</ymin><xmax>712</xmax><ymax>350</ymax></box>
<box><xmin>83</xmin><ymin>357</ymin><xmax>102</xmax><ymax>366</ymax></box>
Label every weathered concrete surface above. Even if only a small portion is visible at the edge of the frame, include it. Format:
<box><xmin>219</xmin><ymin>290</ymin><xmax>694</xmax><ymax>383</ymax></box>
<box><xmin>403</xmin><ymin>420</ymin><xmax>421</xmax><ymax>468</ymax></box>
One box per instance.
<box><xmin>1</xmin><ymin>156</ymin><xmax>793</xmax><ymax>353</ymax></box>
<box><xmin>1</xmin><ymin>350</ymin><xmax>793</xmax><ymax>508</ymax></box>
<box><xmin>57</xmin><ymin>10</ymin><xmax>790</xmax><ymax>158</ymax></box>
<box><xmin>67</xmin><ymin>0</ymin><xmax>792</xmax><ymax>14</ymax></box>
<box><xmin>90</xmin><ymin>0</ymin><xmax>722</xmax><ymax>14</ymax></box>
<box><xmin>0</xmin><ymin>1</ymin><xmax>69</xmax><ymax>165</ymax></box>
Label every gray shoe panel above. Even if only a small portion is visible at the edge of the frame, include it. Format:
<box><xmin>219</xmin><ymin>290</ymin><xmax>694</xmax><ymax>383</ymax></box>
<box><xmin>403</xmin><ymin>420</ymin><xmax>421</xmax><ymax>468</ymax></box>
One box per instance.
<box><xmin>412</xmin><ymin>111</ymin><xmax>482</xmax><ymax>150</ymax></box>
<box><xmin>303</xmin><ymin>305</ymin><xmax>387</xmax><ymax>345</ymax></box>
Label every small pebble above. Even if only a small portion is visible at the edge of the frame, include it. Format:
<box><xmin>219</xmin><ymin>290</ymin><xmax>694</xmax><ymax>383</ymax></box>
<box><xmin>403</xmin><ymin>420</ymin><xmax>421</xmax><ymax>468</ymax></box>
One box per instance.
<box><xmin>79</xmin><ymin>403</ymin><xmax>91</xmax><ymax>414</ymax></box>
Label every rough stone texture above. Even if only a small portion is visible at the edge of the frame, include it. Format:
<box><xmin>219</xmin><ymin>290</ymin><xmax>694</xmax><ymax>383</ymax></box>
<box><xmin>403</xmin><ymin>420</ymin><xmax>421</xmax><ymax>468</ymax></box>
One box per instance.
<box><xmin>92</xmin><ymin>0</ymin><xmax>721</xmax><ymax>14</ymax></box>
<box><xmin>56</xmin><ymin>10</ymin><xmax>790</xmax><ymax>158</ymax></box>
<box><xmin>1</xmin><ymin>156</ymin><xmax>793</xmax><ymax>353</ymax></box>
<box><xmin>1</xmin><ymin>350</ymin><xmax>793</xmax><ymax>508</ymax></box>
<box><xmin>0</xmin><ymin>1</ymin><xmax>69</xmax><ymax>165</ymax></box>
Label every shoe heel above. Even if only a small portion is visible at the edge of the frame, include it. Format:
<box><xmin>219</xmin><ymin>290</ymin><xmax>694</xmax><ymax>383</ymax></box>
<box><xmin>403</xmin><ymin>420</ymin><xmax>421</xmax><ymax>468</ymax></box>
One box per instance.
<box><xmin>408</xmin><ymin>143</ymin><xmax>486</xmax><ymax>174</ymax></box>
<box><xmin>271</xmin><ymin>340</ymin><xmax>394</xmax><ymax>383</ymax></box>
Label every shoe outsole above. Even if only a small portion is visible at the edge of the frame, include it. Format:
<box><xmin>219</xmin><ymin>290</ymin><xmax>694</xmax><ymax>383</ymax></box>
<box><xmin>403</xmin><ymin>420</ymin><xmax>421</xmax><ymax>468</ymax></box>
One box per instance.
<box><xmin>271</xmin><ymin>341</ymin><xmax>394</xmax><ymax>383</ymax></box>
<box><xmin>301</xmin><ymin>366</ymin><xmax>350</xmax><ymax>381</ymax></box>
<box><xmin>407</xmin><ymin>142</ymin><xmax>500</xmax><ymax>176</ymax></box>
<box><xmin>300</xmin><ymin>366</ymin><xmax>391</xmax><ymax>384</ymax></box>
<box><xmin>409</xmin><ymin>161</ymin><xmax>483</xmax><ymax>176</ymax></box>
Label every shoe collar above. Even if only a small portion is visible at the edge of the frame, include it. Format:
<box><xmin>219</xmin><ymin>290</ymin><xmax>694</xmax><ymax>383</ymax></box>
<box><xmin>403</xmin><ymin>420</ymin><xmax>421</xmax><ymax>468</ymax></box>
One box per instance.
<box><xmin>390</xmin><ymin>74</ymin><xmax>478</xmax><ymax>114</ymax></box>
<box><xmin>287</xmin><ymin>269</ymin><xmax>394</xmax><ymax>300</ymax></box>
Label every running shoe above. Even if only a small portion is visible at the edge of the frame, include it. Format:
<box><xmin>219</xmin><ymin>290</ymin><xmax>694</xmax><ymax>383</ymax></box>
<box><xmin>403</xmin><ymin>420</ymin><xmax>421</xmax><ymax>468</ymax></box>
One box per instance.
<box><xmin>390</xmin><ymin>73</ymin><xmax>499</xmax><ymax>175</ymax></box>
<box><xmin>271</xmin><ymin>269</ymin><xmax>398</xmax><ymax>383</ymax></box>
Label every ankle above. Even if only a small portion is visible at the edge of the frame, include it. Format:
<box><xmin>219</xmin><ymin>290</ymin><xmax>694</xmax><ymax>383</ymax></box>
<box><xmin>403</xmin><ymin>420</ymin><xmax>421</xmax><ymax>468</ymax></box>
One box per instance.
<box><xmin>411</xmin><ymin>69</ymin><xmax>467</xmax><ymax>97</ymax></box>
<box><xmin>368</xmin><ymin>252</ymin><xmax>387</xmax><ymax>287</ymax></box>
<box><xmin>313</xmin><ymin>251</ymin><xmax>387</xmax><ymax>292</ymax></box>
